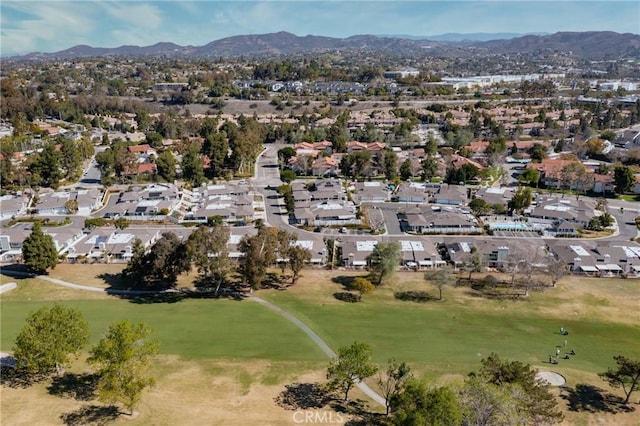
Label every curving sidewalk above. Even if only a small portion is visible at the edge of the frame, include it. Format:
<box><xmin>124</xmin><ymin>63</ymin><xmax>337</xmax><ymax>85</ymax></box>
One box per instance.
<box><xmin>0</xmin><ymin>268</ymin><xmax>386</xmax><ymax>407</ymax></box>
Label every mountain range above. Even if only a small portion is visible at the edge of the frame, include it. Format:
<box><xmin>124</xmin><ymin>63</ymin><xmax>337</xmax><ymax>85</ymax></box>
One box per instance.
<box><xmin>10</xmin><ymin>31</ymin><xmax>640</xmax><ymax>61</ymax></box>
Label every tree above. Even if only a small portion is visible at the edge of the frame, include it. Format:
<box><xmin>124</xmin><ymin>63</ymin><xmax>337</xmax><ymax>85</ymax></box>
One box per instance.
<box><xmin>399</xmin><ymin>159</ymin><xmax>413</xmax><ymax>181</ymax></box>
<box><xmin>446</xmin><ymin>163</ymin><xmax>479</xmax><ymax>185</ymax></box>
<box><xmin>21</xmin><ymin>222</ymin><xmax>58</xmax><ymax>274</ymax></box>
<box><xmin>384</xmin><ymin>150</ymin><xmax>398</xmax><ymax>180</ymax></box>
<box><xmin>545</xmin><ymin>257</ymin><xmax>567</xmax><ymax>287</ymax></box>
<box><xmin>112</xmin><ymin>217</ymin><xmax>129</xmax><ymax>230</ymax></box>
<box><xmin>599</xmin><ymin>355</ymin><xmax>640</xmax><ymax>405</ymax></box>
<box><xmin>614</xmin><ymin>165</ymin><xmax>635</xmax><ymax>194</ymax></box>
<box><xmin>367</xmin><ymin>242</ymin><xmax>401</xmax><ymax>285</ymax></box>
<box><xmin>280</xmin><ymin>168</ymin><xmax>296</xmax><ymax>183</ymax></box>
<box><xmin>64</xmin><ymin>199</ymin><xmax>78</xmax><ymax>215</ymax></box>
<box><xmin>202</xmin><ymin>132</ymin><xmax>228</xmax><ymax>178</ymax></box>
<box><xmin>424</xmin><ymin>265</ymin><xmax>457</xmax><ymax>300</ymax></box>
<box><xmin>288</xmin><ymin>244</ymin><xmax>312</xmax><ymax>284</ymax></box>
<box><xmin>377</xmin><ymin>359</ymin><xmax>412</xmax><ymax>415</ymax></box>
<box><xmin>390</xmin><ymin>379</ymin><xmax>462</xmax><ymax>426</ymax></box>
<box><xmin>182</xmin><ymin>142</ymin><xmax>205</xmax><ymax>186</ymax></box>
<box><xmin>469</xmin><ymin>198</ymin><xmax>491</xmax><ymax>216</ymax></box>
<box><xmin>421</xmin><ymin>157</ymin><xmax>438</xmax><ymax>182</ymax></box>
<box><xmin>350</xmin><ymin>276</ymin><xmax>375</xmax><ymax>301</ymax></box>
<box><xmin>238</xmin><ymin>227</ymin><xmax>279</xmax><ymax>290</ymax></box>
<box><xmin>60</xmin><ymin>138</ymin><xmax>82</xmax><ymax>179</ymax></box>
<box><xmin>508</xmin><ymin>186</ymin><xmax>532</xmax><ymax>214</ymax></box>
<box><xmin>478</xmin><ymin>353</ymin><xmax>563</xmax><ymax>424</ymax></box>
<box><xmin>29</xmin><ymin>142</ymin><xmax>63</xmax><ymax>187</ymax></box>
<box><xmin>527</xmin><ymin>143</ymin><xmax>548</xmax><ymax>162</ymax></box>
<box><xmin>13</xmin><ymin>304</ymin><xmax>89</xmax><ymax>376</ymax></box>
<box><xmin>122</xmin><ymin>232</ymin><xmax>191</xmax><ymax>289</ymax></box>
<box><xmin>517</xmin><ymin>168</ymin><xmax>540</xmax><ymax>187</ymax></box>
<box><xmin>458</xmin><ymin>375</ymin><xmax>525</xmax><ymax>426</ymax></box>
<box><xmin>156</xmin><ymin>150</ymin><xmax>176</xmax><ymax>182</ymax></box>
<box><xmin>326</xmin><ymin>341</ymin><xmax>378</xmax><ymax>401</ymax></box>
<box><xmin>277</xmin><ymin>146</ymin><xmax>297</xmax><ymax>168</ymax></box>
<box><xmin>187</xmin><ymin>224</ymin><xmax>230</xmax><ymax>292</ymax></box>
<box><xmin>463</xmin><ymin>250</ymin><xmax>487</xmax><ymax>280</ymax></box>
<box><xmin>89</xmin><ymin>320</ymin><xmax>159</xmax><ymax>415</ymax></box>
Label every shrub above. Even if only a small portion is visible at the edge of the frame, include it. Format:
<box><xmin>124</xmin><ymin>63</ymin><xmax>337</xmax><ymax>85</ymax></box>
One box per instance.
<box><xmin>333</xmin><ymin>292</ymin><xmax>359</xmax><ymax>303</ymax></box>
<box><xmin>394</xmin><ymin>291</ymin><xmax>434</xmax><ymax>303</ymax></box>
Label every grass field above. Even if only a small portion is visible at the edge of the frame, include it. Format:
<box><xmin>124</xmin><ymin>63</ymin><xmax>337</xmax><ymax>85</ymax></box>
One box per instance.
<box><xmin>260</xmin><ymin>271</ymin><xmax>640</xmax><ymax>380</ymax></box>
<box><xmin>1</xmin><ymin>269</ymin><xmax>639</xmax><ymax>425</ymax></box>
<box><xmin>0</xmin><ymin>279</ymin><xmax>324</xmax><ymax>362</ymax></box>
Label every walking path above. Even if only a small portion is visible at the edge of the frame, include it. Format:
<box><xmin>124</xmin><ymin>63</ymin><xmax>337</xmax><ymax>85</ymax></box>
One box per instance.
<box><xmin>249</xmin><ymin>295</ymin><xmax>386</xmax><ymax>406</ymax></box>
<box><xmin>0</xmin><ymin>268</ymin><xmax>386</xmax><ymax>407</ymax></box>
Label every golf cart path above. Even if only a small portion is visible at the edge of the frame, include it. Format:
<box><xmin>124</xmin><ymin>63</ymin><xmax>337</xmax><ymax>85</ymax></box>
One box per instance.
<box><xmin>0</xmin><ymin>269</ymin><xmax>386</xmax><ymax>407</ymax></box>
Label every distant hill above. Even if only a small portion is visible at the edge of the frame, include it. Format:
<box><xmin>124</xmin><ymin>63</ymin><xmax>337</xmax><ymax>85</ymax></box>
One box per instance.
<box><xmin>10</xmin><ymin>31</ymin><xmax>640</xmax><ymax>61</ymax></box>
<box><xmin>479</xmin><ymin>31</ymin><xmax>640</xmax><ymax>59</ymax></box>
<box><xmin>386</xmin><ymin>32</ymin><xmax>548</xmax><ymax>42</ymax></box>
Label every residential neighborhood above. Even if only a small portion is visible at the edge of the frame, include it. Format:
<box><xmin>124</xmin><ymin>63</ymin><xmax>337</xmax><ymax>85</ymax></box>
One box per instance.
<box><xmin>1</xmin><ymin>19</ymin><xmax>640</xmax><ymax>426</ymax></box>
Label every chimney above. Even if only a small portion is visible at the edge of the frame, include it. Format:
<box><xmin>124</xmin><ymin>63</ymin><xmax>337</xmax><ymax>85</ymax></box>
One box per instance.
<box><xmin>603</xmin><ymin>254</ymin><xmax>611</xmax><ymax>264</ymax></box>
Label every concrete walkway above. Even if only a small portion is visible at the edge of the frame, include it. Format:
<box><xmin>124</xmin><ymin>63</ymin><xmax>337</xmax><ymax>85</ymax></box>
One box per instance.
<box><xmin>0</xmin><ymin>268</ymin><xmax>386</xmax><ymax>407</ymax></box>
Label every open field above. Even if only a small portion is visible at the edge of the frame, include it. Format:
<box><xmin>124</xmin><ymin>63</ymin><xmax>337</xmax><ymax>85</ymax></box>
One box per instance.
<box><xmin>1</xmin><ymin>269</ymin><xmax>639</xmax><ymax>425</ymax></box>
<box><xmin>0</xmin><ymin>357</ymin><xmax>330</xmax><ymax>426</ymax></box>
<box><xmin>260</xmin><ymin>271</ymin><xmax>640</xmax><ymax>378</ymax></box>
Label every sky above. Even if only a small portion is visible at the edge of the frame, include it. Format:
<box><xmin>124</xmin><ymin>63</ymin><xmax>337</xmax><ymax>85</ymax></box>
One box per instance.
<box><xmin>1</xmin><ymin>0</ymin><xmax>639</xmax><ymax>56</ymax></box>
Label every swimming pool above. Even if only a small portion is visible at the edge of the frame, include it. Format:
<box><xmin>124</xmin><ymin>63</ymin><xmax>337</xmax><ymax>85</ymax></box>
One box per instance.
<box><xmin>490</xmin><ymin>222</ymin><xmax>528</xmax><ymax>231</ymax></box>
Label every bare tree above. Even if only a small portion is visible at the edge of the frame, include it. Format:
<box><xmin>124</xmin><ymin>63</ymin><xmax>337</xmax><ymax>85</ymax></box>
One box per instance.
<box><xmin>545</xmin><ymin>256</ymin><xmax>568</xmax><ymax>287</ymax></box>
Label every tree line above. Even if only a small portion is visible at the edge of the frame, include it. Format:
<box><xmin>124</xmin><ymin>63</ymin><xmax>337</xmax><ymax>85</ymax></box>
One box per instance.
<box><xmin>121</xmin><ymin>224</ymin><xmax>312</xmax><ymax>292</ymax></box>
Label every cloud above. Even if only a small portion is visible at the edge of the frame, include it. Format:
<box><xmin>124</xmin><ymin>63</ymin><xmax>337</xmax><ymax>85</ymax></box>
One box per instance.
<box><xmin>1</xmin><ymin>2</ymin><xmax>97</xmax><ymax>55</ymax></box>
<box><xmin>100</xmin><ymin>2</ymin><xmax>164</xmax><ymax>30</ymax></box>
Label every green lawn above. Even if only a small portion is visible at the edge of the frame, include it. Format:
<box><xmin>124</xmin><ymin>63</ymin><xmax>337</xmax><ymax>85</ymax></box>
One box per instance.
<box><xmin>2</xmin><ymin>273</ymin><xmax>639</xmax><ymax>381</ymax></box>
<box><xmin>0</xmin><ymin>294</ymin><xmax>325</xmax><ymax>362</ymax></box>
<box><xmin>259</xmin><ymin>277</ymin><xmax>640</xmax><ymax>380</ymax></box>
<box><xmin>263</xmin><ymin>295</ymin><xmax>638</xmax><ymax>378</ymax></box>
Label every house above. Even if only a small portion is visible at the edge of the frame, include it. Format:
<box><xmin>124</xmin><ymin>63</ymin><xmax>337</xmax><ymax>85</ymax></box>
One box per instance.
<box><xmin>434</xmin><ymin>184</ymin><xmax>467</xmax><ymax>206</ymax></box>
<box><xmin>473</xmin><ymin>187</ymin><xmax>515</xmax><ymax>210</ymax></box>
<box><xmin>127</xmin><ymin>144</ymin><xmax>155</xmax><ymax>155</ymax></box>
<box><xmin>310</xmin><ymin>201</ymin><xmax>358</xmax><ymax>226</ymax></box>
<box><xmin>72</xmin><ymin>229</ymin><xmax>160</xmax><ymax>261</ymax></box>
<box><xmin>592</xmin><ymin>173</ymin><xmax>615</xmax><ymax>195</ymax></box>
<box><xmin>311</xmin><ymin>156</ymin><xmax>339</xmax><ymax>177</ymax></box>
<box><xmin>528</xmin><ymin>197</ymin><xmax>593</xmax><ymax>228</ymax></box>
<box><xmin>100</xmin><ymin>184</ymin><xmax>180</xmax><ymax>220</ymax></box>
<box><xmin>549</xmin><ymin>242</ymin><xmax>595</xmax><ymax>274</ymax></box>
<box><xmin>614</xmin><ymin>129</ymin><xmax>640</xmax><ymax>148</ymax></box>
<box><xmin>526</xmin><ymin>159</ymin><xmax>594</xmax><ymax>191</ymax></box>
<box><xmin>634</xmin><ymin>174</ymin><xmax>640</xmax><ymax>195</ymax></box>
<box><xmin>346</xmin><ymin>141</ymin><xmax>369</xmax><ymax>153</ymax></box>
<box><xmin>399</xmin><ymin>238</ymin><xmax>444</xmax><ymax>269</ymax></box>
<box><xmin>34</xmin><ymin>188</ymin><xmax>104</xmax><ymax>216</ymax></box>
<box><xmin>449</xmin><ymin>155</ymin><xmax>484</xmax><ymax>171</ymax></box>
<box><xmin>405</xmin><ymin>207</ymin><xmax>480</xmax><ymax>234</ymax></box>
<box><xmin>341</xmin><ymin>240</ymin><xmax>377</xmax><ymax>268</ymax></box>
<box><xmin>0</xmin><ymin>194</ymin><xmax>29</xmax><ymax>219</ymax></box>
<box><xmin>351</xmin><ymin>182</ymin><xmax>389</xmax><ymax>204</ymax></box>
<box><xmin>394</xmin><ymin>182</ymin><xmax>430</xmax><ymax>203</ymax></box>
<box><xmin>0</xmin><ymin>223</ymin><xmax>34</xmax><ymax>261</ymax></box>
<box><xmin>444</xmin><ymin>238</ymin><xmax>545</xmax><ymax>269</ymax></box>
